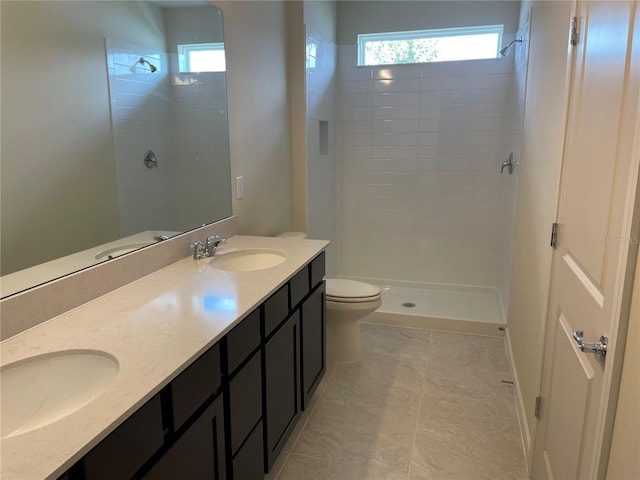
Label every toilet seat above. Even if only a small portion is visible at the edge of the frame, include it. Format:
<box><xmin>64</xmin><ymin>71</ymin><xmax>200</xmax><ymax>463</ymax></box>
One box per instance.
<box><xmin>325</xmin><ymin>279</ymin><xmax>381</xmax><ymax>303</ymax></box>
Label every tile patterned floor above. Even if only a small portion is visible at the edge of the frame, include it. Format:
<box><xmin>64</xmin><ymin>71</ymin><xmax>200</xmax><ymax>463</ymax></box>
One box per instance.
<box><xmin>266</xmin><ymin>323</ymin><xmax>528</xmax><ymax>480</ymax></box>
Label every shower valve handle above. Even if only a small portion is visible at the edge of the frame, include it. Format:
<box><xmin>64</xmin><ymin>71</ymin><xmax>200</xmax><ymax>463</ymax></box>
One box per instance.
<box><xmin>501</xmin><ymin>152</ymin><xmax>514</xmax><ymax>174</ymax></box>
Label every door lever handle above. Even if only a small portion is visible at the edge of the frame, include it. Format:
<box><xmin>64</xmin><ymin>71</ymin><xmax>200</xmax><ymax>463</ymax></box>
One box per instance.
<box><xmin>572</xmin><ymin>330</ymin><xmax>608</xmax><ymax>357</ymax></box>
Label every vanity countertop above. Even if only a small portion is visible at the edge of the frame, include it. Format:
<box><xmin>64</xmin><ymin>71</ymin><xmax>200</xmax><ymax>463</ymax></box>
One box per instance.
<box><xmin>0</xmin><ymin>235</ymin><xmax>329</xmax><ymax>480</ymax></box>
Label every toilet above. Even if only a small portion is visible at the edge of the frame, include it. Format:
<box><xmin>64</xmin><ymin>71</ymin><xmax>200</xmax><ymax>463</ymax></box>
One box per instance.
<box><xmin>277</xmin><ymin>232</ymin><xmax>382</xmax><ymax>363</ymax></box>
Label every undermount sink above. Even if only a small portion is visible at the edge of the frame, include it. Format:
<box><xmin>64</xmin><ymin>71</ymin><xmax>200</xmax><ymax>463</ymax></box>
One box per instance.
<box><xmin>210</xmin><ymin>249</ymin><xmax>286</xmax><ymax>272</ymax></box>
<box><xmin>94</xmin><ymin>242</ymin><xmax>154</xmax><ymax>261</ymax></box>
<box><xmin>1</xmin><ymin>350</ymin><xmax>119</xmax><ymax>439</ymax></box>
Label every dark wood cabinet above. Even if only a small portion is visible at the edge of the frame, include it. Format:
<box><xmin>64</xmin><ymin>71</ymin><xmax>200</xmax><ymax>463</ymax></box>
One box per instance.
<box><xmin>300</xmin><ymin>283</ymin><xmax>325</xmax><ymax>410</ymax></box>
<box><xmin>264</xmin><ymin>311</ymin><xmax>301</xmax><ymax>471</ymax></box>
<box><xmin>231</xmin><ymin>421</ymin><xmax>265</xmax><ymax>480</ymax></box>
<box><xmin>82</xmin><ymin>394</ymin><xmax>164</xmax><ymax>480</ymax></box>
<box><xmin>142</xmin><ymin>395</ymin><xmax>226</xmax><ymax>480</ymax></box>
<box><xmin>228</xmin><ymin>350</ymin><xmax>262</xmax><ymax>456</ymax></box>
<box><xmin>171</xmin><ymin>344</ymin><xmax>222</xmax><ymax>432</ymax></box>
<box><xmin>64</xmin><ymin>252</ymin><xmax>326</xmax><ymax>480</ymax></box>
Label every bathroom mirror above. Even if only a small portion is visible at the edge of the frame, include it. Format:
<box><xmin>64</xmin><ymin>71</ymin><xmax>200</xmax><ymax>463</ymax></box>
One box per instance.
<box><xmin>0</xmin><ymin>0</ymin><xmax>232</xmax><ymax>298</ymax></box>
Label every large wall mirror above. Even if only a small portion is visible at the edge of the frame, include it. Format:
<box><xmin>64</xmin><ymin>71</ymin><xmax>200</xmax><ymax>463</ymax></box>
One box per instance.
<box><xmin>1</xmin><ymin>0</ymin><xmax>232</xmax><ymax>298</ymax></box>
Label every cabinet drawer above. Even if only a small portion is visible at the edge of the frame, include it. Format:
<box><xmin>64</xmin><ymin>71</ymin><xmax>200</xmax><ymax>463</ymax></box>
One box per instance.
<box><xmin>83</xmin><ymin>394</ymin><xmax>163</xmax><ymax>480</ymax></box>
<box><xmin>290</xmin><ymin>267</ymin><xmax>310</xmax><ymax>308</ymax></box>
<box><xmin>232</xmin><ymin>420</ymin><xmax>265</xmax><ymax>480</ymax></box>
<box><xmin>264</xmin><ymin>284</ymin><xmax>289</xmax><ymax>337</ymax></box>
<box><xmin>226</xmin><ymin>308</ymin><xmax>260</xmax><ymax>375</ymax></box>
<box><xmin>171</xmin><ymin>343</ymin><xmax>221</xmax><ymax>431</ymax></box>
<box><xmin>310</xmin><ymin>252</ymin><xmax>326</xmax><ymax>289</ymax></box>
<box><xmin>228</xmin><ymin>350</ymin><xmax>262</xmax><ymax>455</ymax></box>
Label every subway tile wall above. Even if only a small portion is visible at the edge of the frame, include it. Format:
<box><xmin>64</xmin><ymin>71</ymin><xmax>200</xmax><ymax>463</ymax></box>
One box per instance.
<box><xmin>500</xmin><ymin>21</ymin><xmax>531</xmax><ymax>315</ymax></box>
<box><xmin>337</xmin><ymin>45</ymin><xmax>515</xmax><ymax>289</ymax></box>
<box><xmin>171</xmin><ymin>71</ymin><xmax>232</xmax><ymax>231</ymax></box>
<box><xmin>106</xmin><ymin>41</ymin><xmax>232</xmax><ymax>236</ymax></box>
<box><xmin>106</xmin><ymin>40</ymin><xmax>178</xmax><ymax>236</ymax></box>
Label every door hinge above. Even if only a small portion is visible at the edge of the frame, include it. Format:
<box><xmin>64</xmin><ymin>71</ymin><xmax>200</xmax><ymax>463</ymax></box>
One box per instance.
<box><xmin>534</xmin><ymin>396</ymin><xmax>542</xmax><ymax>419</ymax></box>
<box><xmin>570</xmin><ymin>16</ymin><xmax>579</xmax><ymax>46</ymax></box>
<box><xmin>550</xmin><ymin>223</ymin><xmax>559</xmax><ymax>249</ymax></box>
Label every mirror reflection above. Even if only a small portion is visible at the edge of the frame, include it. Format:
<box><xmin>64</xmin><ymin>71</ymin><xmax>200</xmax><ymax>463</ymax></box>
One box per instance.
<box><xmin>0</xmin><ymin>0</ymin><xmax>232</xmax><ymax>298</ymax></box>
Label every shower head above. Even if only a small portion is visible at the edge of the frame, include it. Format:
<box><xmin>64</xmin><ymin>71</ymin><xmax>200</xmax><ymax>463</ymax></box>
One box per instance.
<box><xmin>500</xmin><ymin>38</ymin><xmax>523</xmax><ymax>57</ymax></box>
<box><xmin>138</xmin><ymin>57</ymin><xmax>158</xmax><ymax>73</ymax></box>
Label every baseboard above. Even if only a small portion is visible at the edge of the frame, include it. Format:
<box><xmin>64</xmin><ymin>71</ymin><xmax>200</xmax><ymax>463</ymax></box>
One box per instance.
<box><xmin>365</xmin><ymin>311</ymin><xmax>505</xmax><ymax>337</ymax></box>
<box><xmin>505</xmin><ymin>328</ymin><xmax>534</xmax><ymax>477</ymax></box>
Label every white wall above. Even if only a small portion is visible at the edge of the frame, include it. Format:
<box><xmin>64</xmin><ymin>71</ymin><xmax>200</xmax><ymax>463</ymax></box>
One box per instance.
<box><xmin>0</xmin><ymin>1</ymin><xmax>159</xmax><ymax>274</ymax></box>
<box><xmin>217</xmin><ymin>0</ymin><xmax>292</xmax><ymax>236</ymax></box>
<box><xmin>507</xmin><ymin>0</ymin><xmax>571</xmax><ymax>461</ymax></box>
<box><xmin>607</xmin><ymin>251</ymin><xmax>640</xmax><ymax>479</ymax></box>
<box><xmin>500</xmin><ymin>14</ymin><xmax>531</xmax><ymax>319</ymax></box>
<box><xmin>305</xmin><ymin>1</ymin><xmax>339</xmax><ymax>276</ymax></box>
<box><xmin>337</xmin><ymin>0</ymin><xmax>521</xmax><ymax>45</ymax></box>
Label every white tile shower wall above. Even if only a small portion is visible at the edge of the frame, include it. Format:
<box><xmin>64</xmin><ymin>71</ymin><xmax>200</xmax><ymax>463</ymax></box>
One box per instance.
<box><xmin>106</xmin><ymin>40</ymin><xmax>178</xmax><ymax>236</ymax></box>
<box><xmin>337</xmin><ymin>45</ymin><xmax>513</xmax><ymax>288</ymax></box>
<box><xmin>307</xmin><ymin>28</ymin><xmax>338</xmax><ymax>276</ymax></box>
<box><xmin>171</xmin><ymin>72</ymin><xmax>232</xmax><ymax>231</ymax></box>
<box><xmin>500</xmin><ymin>20</ymin><xmax>531</xmax><ymax>317</ymax></box>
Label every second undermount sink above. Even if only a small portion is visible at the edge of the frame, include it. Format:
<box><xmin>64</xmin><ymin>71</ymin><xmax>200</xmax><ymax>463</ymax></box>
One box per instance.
<box><xmin>1</xmin><ymin>350</ymin><xmax>119</xmax><ymax>439</ymax></box>
<box><xmin>210</xmin><ymin>249</ymin><xmax>286</xmax><ymax>272</ymax></box>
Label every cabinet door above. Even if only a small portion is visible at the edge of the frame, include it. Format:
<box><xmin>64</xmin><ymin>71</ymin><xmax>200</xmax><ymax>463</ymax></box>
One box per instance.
<box><xmin>228</xmin><ymin>350</ymin><xmax>262</xmax><ymax>455</ymax></box>
<box><xmin>232</xmin><ymin>420</ymin><xmax>265</xmax><ymax>480</ymax></box>
<box><xmin>264</xmin><ymin>311</ymin><xmax>301</xmax><ymax>471</ymax></box>
<box><xmin>142</xmin><ymin>395</ymin><xmax>226</xmax><ymax>480</ymax></box>
<box><xmin>300</xmin><ymin>283</ymin><xmax>325</xmax><ymax>410</ymax></box>
<box><xmin>83</xmin><ymin>395</ymin><xmax>164</xmax><ymax>480</ymax></box>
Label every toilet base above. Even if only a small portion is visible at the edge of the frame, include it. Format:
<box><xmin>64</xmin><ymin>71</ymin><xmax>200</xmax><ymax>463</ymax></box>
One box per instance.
<box><xmin>326</xmin><ymin>316</ymin><xmax>362</xmax><ymax>363</ymax></box>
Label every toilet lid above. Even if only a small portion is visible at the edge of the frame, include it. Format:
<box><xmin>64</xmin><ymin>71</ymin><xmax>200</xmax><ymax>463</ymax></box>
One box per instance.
<box><xmin>325</xmin><ymin>279</ymin><xmax>381</xmax><ymax>302</ymax></box>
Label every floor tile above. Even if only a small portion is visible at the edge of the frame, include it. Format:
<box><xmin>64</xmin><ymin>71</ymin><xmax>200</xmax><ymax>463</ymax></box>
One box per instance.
<box><xmin>269</xmin><ymin>324</ymin><xmax>527</xmax><ymax>480</ymax></box>
<box><xmin>426</xmin><ymin>332</ymin><xmax>510</xmax><ymax>373</ymax></box>
<box><xmin>278</xmin><ymin>452</ymin><xmax>409</xmax><ymax>480</ymax></box>
<box><xmin>409</xmin><ymin>414</ymin><xmax>526</xmax><ymax>480</ymax></box>
<box><xmin>294</xmin><ymin>396</ymin><xmax>417</xmax><ymax>472</ymax></box>
<box><xmin>421</xmin><ymin>364</ymin><xmax>518</xmax><ymax>421</ymax></box>
<box><xmin>361</xmin><ymin>323</ymin><xmax>432</xmax><ymax>359</ymax></box>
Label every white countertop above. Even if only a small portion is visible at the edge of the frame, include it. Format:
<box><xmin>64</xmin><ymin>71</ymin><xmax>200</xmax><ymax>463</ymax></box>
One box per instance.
<box><xmin>0</xmin><ymin>235</ymin><xmax>328</xmax><ymax>480</ymax></box>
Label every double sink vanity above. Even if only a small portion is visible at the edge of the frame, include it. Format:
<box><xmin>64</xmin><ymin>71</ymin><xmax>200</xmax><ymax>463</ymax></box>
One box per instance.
<box><xmin>1</xmin><ymin>235</ymin><xmax>329</xmax><ymax>480</ymax></box>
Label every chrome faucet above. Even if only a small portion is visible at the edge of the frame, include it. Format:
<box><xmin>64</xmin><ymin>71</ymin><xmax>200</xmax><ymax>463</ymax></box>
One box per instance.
<box><xmin>190</xmin><ymin>235</ymin><xmax>228</xmax><ymax>260</ymax></box>
<box><xmin>206</xmin><ymin>235</ymin><xmax>228</xmax><ymax>255</ymax></box>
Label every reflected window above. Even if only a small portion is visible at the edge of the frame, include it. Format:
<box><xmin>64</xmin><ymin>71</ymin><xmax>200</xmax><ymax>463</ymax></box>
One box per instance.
<box><xmin>178</xmin><ymin>43</ymin><xmax>226</xmax><ymax>72</ymax></box>
<box><xmin>357</xmin><ymin>25</ymin><xmax>504</xmax><ymax>66</ymax></box>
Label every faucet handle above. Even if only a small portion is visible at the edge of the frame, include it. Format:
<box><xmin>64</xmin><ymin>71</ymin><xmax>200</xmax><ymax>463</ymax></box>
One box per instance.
<box><xmin>190</xmin><ymin>241</ymin><xmax>206</xmax><ymax>260</ymax></box>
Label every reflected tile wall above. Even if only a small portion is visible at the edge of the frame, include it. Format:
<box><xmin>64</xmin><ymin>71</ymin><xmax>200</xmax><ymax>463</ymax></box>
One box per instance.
<box><xmin>106</xmin><ymin>39</ymin><xmax>178</xmax><ymax>235</ymax></box>
<box><xmin>337</xmin><ymin>44</ymin><xmax>515</xmax><ymax>290</ymax></box>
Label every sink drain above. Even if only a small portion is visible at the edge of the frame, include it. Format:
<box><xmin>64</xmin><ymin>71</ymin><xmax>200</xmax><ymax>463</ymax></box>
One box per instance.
<box><xmin>402</xmin><ymin>302</ymin><xmax>416</xmax><ymax>308</ymax></box>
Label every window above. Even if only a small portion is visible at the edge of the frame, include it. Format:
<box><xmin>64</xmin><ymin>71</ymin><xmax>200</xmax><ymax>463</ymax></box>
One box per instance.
<box><xmin>357</xmin><ymin>25</ymin><xmax>503</xmax><ymax>66</ymax></box>
<box><xmin>178</xmin><ymin>43</ymin><xmax>226</xmax><ymax>72</ymax></box>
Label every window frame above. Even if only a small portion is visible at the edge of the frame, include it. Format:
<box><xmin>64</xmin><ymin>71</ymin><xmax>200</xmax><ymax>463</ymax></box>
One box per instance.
<box><xmin>357</xmin><ymin>25</ymin><xmax>504</xmax><ymax>66</ymax></box>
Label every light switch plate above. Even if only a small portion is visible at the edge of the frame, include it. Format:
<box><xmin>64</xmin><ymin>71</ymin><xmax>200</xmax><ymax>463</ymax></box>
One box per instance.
<box><xmin>235</xmin><ymin>176</ymin><xmax>244</xmax><ymax>199</ymax></box>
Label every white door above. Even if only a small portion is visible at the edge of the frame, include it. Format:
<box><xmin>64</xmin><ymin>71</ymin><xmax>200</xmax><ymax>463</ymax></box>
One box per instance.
<box><xmin>533</xmin><ymin>1</ymin><xmax>640</xmax><ymax>479</ymax></box>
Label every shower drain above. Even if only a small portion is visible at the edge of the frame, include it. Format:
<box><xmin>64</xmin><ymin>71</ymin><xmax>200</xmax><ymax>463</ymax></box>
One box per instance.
<box><xmin>402</xmin><ymin>302</ymin><xmax>416</xmax><ymax>308</ymax></box>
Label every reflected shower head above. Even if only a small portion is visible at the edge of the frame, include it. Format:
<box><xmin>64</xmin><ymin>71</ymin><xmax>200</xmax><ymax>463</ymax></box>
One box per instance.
<box><xmin>138</xmin><ymin>57</ymin><xmax>158</xmax><ymax>73</ymax></box>
<box><xmin>500</xmin><ymin>38</ymin><xmax>523</xmax><ymax>57</ymax></box>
